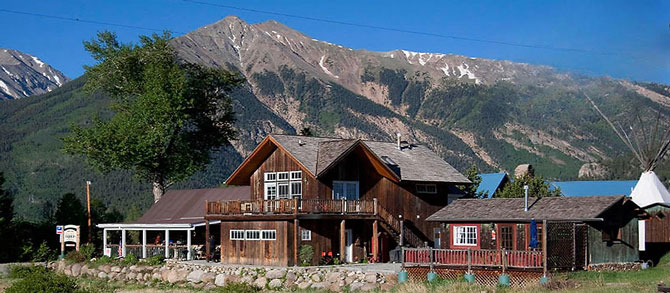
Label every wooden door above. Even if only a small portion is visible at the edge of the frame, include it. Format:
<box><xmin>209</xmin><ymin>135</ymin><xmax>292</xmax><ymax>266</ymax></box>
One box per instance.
<box><xmin>498</xmin><ymin>224</ymin><xmax>516</xmax><ymax>250</ymax></box>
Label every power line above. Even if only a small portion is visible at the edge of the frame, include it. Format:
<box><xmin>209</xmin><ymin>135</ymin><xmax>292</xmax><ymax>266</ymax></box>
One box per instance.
<box><xmin>178</xmin><ymin>0</ymin><xmax>621</xmax><ymax>56</ymax></box>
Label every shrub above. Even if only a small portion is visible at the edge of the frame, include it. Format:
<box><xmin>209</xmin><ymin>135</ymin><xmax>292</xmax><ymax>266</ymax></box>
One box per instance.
<box><xmin>121</xmin><ymin>253</ymin><xmax>139</xmax><ymax>265</ymax></box>
<box><xmin>32</xmin><ymin>241</ymin><xmax>56</xmax><ymax>262</ymax></box>
<box><xmin>88</xmin><ymin>255</ymin><xmax>113</xmax><ymax>268</ymax></box>
<box><xmin>80</xmin><ymin>243</ymin><xmax>95</xmax><ymax>261</ymax></box>
<box><xmin>214</xmin><ymin>282</ymin><xmax>261</xmax><ymax>293</ymax></box>
<box><xmin>65</xmin><ymin>250</ymin><xmax>86</xmax><ymax>263</ymax></box>
<box><xmin>9</xmin><ymin>265</ymin><xmax>42</xmax><ymax>279</ymax></box>
<box><xmin>7</xmin><ymin>266</ymin><xmax>84</xmax><ymax>293</ymax></box>
<box><xmin>144</xmin><ymin>255</ymin><xmax>164</xmax><ymax>266</ymax></box>
<box><xmin>299</xmin><ymin>245</ymin><xmax>314</xmax><ymax>265</ymax></box>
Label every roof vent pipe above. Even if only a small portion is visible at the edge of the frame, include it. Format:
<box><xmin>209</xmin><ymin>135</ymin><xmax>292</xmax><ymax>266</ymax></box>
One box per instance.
<box><xmin>396</xmin><ymin>133</ymin><xmax>402</xmax><ymax>150</ymax></box>
<box><xmin>524</xmin><ymin>185</ymin><xmax>529</xmax><ymax>212</ymax></box>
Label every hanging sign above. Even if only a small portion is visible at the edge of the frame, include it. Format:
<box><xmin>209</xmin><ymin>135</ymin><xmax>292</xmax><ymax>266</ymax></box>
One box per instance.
<box><xmin>56</xmin><ymin>225</ymin><xmax>63</xmax><ymax>235</ymax></box>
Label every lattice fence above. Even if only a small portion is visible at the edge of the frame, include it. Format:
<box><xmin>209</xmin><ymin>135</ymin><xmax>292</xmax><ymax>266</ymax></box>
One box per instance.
<box><xmin>546</xmin><ymin>222</ymin><xmax>588</xmax><ymax>270</ymax></box>
<box><xmin>404</xmin><ymin>266</ymin><xmax>545</xmax><ymax>288</ymax></box>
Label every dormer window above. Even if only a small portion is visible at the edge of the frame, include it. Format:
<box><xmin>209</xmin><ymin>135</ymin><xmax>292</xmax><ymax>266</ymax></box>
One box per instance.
<box><xmin>416</xmin><ymin>183</ymin><xmax>437</xmax><ymax>194</ymax></box>
<box><xmin>381</xmin><ymin>156</ymin><xmax>397</xmax><ymax>166</ymax></box>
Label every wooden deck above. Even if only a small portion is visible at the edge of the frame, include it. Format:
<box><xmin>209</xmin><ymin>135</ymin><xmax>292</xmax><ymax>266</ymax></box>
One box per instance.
<box><xmin>205</xmin><ymin>199</ymin><xmax>377</xmax><ymax>218</ymax></box>
<box><xmin>403</xmin><ymin>247</ymin><xmax>544</xmax><ymax>269</ymax></box>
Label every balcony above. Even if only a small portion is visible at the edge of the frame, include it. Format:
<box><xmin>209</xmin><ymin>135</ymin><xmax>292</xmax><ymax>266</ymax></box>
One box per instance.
<box><xmin>205</xmin><ymin>199</ymin><xmax>377</xmax><ymax>218</ymax></box>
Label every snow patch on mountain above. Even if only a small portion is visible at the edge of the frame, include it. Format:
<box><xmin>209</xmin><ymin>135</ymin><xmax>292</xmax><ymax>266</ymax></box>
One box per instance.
<box><xmin>319</xmin><ymin>55</ymin><xmax>339</xmax><ymax>79</ymax></box>
<box><xmin>457</xmin><ymin>63</ymin><xmax>480</xmax><ymax>84</ymax></box>
<box><xmin>0</xmin><ymin>80</ymin><xmax>10</xmax><ymax>95</ymax></box>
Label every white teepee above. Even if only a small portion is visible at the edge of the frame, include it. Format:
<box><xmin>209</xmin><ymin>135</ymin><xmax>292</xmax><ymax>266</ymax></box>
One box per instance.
<box><xmin>630</xmin><ymin>171</ymin><xmax>670</xmax><ymax>208</ymax></box>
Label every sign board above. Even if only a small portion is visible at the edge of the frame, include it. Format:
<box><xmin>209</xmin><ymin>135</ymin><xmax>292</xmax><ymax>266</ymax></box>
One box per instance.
<box><xmin>56</xmin><ymin>225</ymin><xmax>63</xmax><ymax>234</ymax></box>
<box><xmin>59</xmin><ymin>224</ymin><xmax>80</xmax><ymax>254</ymax></box>
<box><xmin>63</xmin><ymin>227</ymin><xmax>78</xmax><ymax>243</ymax></box>
<box><xmin>104</xmin><ymin>248</ymin><xmax>112</xmax><ymax>257</ymax></box>
<box><xmin>66</xmin><ymin>243</ymin><xmax>75</xmax><ymax>247</ymax></box>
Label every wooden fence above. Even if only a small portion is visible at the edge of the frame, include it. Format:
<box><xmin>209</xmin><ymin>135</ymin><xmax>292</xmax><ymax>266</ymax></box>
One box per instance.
<box><xmin>403</xmin><ymin>247</ymin><xmax>543</xmax><ymax>270</ymax></box>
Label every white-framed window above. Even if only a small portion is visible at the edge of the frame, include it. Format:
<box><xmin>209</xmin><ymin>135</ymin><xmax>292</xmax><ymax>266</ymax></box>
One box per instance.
<box><xmin>264</xmin><ymin>182</ymin><xmax>277</xmax><ymax>200</ymax></box>
<box><xmin>290</xmin><ymin>181</ymin><xmax>302</xmax><ymax>196</ymax></box>
<box><xmin>332</xmin><ymin>181</ymin><xmax>359</xmax><ymax>200</ymax></box>
<box><xmin>416</xmin><ymin>183</ymin><xmax>437</xmax><ymax>194</ymax></box>
<box><xmin>230</xmin><ymin>230</ymin><xmax>245</xmax><ymax>240</ymax></box>
<box><xmin>261</xmin><ymin>230</ymin><xmax>277</xmax><ymax>240</ymax></box>
<box><xmin>453</xmin><ymin>225</ymin><xmax>478</xmax><ymax>246</ymax></box>
<box><xmin>246</xmin><ymin>230</ymin><xmax>261</xmax><ymax>240</ymax></box>
<box><xmin>264</xmin><ymin>172</ymin><xmax>277</xmax><ymax>182</ymax></box>
<box><xmin>277</xmin><ymin>172</ymin><xmax>290</xmax><ymax>181</ymax></box>
<box><xmin>290</xmin><ymin>171</ymin><xmax>302</xmax><ymax>180</ymax></box>
<box><xmin>278</xmin><ymin>182</ymin><xmax>290</xmax><ymax>199</ymax></box>
<box><xmin>301</xmin><ymin>229</ymin><xmax>312</xmax><ymax>241</ymax></box>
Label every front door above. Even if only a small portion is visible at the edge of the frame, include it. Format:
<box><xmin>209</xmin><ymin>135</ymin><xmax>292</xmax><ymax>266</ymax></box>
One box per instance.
<box><xmin>345</xmin><ymin>229</ymin><xmax>353</xmax><ymax>263</ymax></box>
<box><xmin>498</xmin><ymin>224</ymin><xmax>515</xmax><ymax>250</ymax></box>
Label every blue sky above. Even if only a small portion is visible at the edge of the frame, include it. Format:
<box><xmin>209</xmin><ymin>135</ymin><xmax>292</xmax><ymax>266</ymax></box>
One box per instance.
<box><xmin>2</xmin><ymin>0</ymin><xmax>668</xmax><ymax>83</ymax></box>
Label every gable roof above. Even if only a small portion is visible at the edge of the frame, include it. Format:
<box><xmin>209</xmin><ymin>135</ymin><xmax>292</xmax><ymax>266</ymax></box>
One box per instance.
<box><xmin>226</xmin><ymin>134</ymin><xmax>470</xmax><ymax>185</ymax></box>
<box><xmin>426</xmin><ymin>196</ymin><xmax>626</xmax><ymax>222</ymax></box>
<box><xmin>476</xmin><ymin>173</ymin><xmax>509</xmax><ymax>198</ymax></box>
<box><xmin>549</xmin><ymin>180</ymin><xmax>637</xmax><ymax>197</ymax></box>
<box><xmin>133</xmin><ymin>186</ymin><xmax>250</xmax><ymax>225</ymax></box>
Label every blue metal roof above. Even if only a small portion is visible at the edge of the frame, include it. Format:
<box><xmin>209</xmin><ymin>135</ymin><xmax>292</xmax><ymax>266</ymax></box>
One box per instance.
<box><xmin>476</xmin><ymin>173</ymin><xmax>509</xmax><ymax>198</ymax></box>
<box><xmin>549</xmin><ymin>180</ymin><xmax>638</xmax><ymax>197</ymax></box>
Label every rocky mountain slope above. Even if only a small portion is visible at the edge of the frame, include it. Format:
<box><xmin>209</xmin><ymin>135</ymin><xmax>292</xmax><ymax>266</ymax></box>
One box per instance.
<box><xmin>0</xmin><ymin>49</ymin><xmax>69</xmax><ymax>99</ymax></box>
<box><xmin>1</xmin><ymin>16</ymin><xmax>669</xmax><ymax>221</ymax></box>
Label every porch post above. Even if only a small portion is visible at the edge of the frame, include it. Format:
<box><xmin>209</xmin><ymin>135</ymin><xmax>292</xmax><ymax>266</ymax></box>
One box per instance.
<box><xmin>205</xmin><ymin>220</ymin><xmax>210</xmax><ymax>262</ymax></box>
<box><xmin>187</xmin><ymin>229</ymin><xmax>192</xmax><ymax>260</ymax></box>
<box><xmin>294</xmin><ymin>219</ymin><xmax>299</xmax><ymax>266</ymax></box>
<box><xmin>372</xmin><ymin>220</ymin><xmax>379</xmax><ymax>262</ymax></box>
<box><xmin>142</xmin><ymin>229</ymin><xmax>147</xmax><ymax>259</ymax></box>
<box><xmin>542</xmin><ymin>220</ymin><xmax>548</xmax><ymax>277</ymax></box>
<box><xmin>102</xmin><ymin>229</ymin><xmax>107</xmax><ymax>256</ymax></box>
<box><xmin>399</xmin><ymin>216</ymin><xmax>404</xmax><ymax>247</ymax></box>
<box><xmin>121</xmin><ymin>229</ymin><xmax>126</xmax><ymax>258</ymax></box>
<box><xmin>165</xmin><ymin>229</ymin><xmax>170</xmax><ymax>259</ymax></box>
<box><xmin>340</xmin><ymin>220</ymin><xmax>346</xmax><ymax>262</ymax></box>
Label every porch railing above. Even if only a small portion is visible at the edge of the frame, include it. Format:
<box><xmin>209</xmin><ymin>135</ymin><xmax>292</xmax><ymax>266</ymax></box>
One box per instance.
<box><xmin>402</xmin><ymin>247</ymin><xmax>543</xmax><ymax>269</ymax></box>
<box><xmin>206</xmin><ymin>199</ymin><xmax>375</xmax><ymax>216</ymax></box>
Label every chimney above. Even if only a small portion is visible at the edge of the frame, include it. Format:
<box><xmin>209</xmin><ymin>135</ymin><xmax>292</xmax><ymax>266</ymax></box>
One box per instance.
<box><xmin>396</xmin><ymin>133</ymin><xmax>402</xmax><ymax>150</ymax></box>
<box><xmin>524</xmin><ymin>185</ymin><xmax>529</xmax><ymax>212</ymax></box>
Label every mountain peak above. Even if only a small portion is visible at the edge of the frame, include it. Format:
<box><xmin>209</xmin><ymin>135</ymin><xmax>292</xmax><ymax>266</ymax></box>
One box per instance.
<box><xmin>0</xmin><ymin>49</ymin><xmax>69</xmax><ymax>99</ymax></box>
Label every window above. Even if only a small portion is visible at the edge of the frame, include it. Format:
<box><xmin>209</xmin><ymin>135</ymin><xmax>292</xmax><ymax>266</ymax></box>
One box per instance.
<box><xmin>278</xmin><ymin>182</ymin><xmax>290</xmax><ymax>199</ymax></box>
<box><xmin>277</xmin><ymin>172</ymin><xmax>290</xmax><ymax>181</ymax></box>
<box><xmin>290</xmin><ymin>171</ymin><xmax>302</xmax><ymax>180</ymax></box>
<box><xmin>264</xmin><ymin>172</ymin><xmax>276</xmax><ymax>181</ymax></box>
<box><xmin>246</xmin><ymin>230</ymin><xmax>261</xmax><ymax>240</ymax></box>
<box><xmin>261</xmin><ymin>230</ymin><xmax>277</xmax><ymax>240</ymax></box>
<box><xmin>264</xmin><ymin>183</ymin><xmax>277</xmax><ymax>200</ymax></box>
<box><xmin>230</xmin><ymin>230</ymin><xmax>245</xmax><ymax>240</ymax></box>
<box><xmin>381</xmin><ymin>156</ymin><xmax>397</xmax><ymax>166</ymax></box>
<box><xmin>416</xmin><ymin>184</ymin><xmax>437</xmax><ymax>194</ymax></box>
<box><xmin>499</xmin><ymin>225</ymin><xmax>514</xmax><ymax>250</ymax></box>
<box><xmin>433</xmin><ymin>228</ymin><xmax>441</xmax><ymax>249</ymax></box>
<box><xmin>333</xmin><ymin>181</ymin><xmax>359</xmax><ymax>200</ymax></box>
<box><xmin>301</xmin><ymin>229</ymin><xmax>312</xmax><ymax>241</ymax></box>
<box><xmin>290</xmin><ymin>182</ymin><xmax>302</xmax><ymax>197</ymax></box>
<box><xmin>453</xmin><ymin>226</ymin><xmax>477</xmax><ymax>246</ymax></box>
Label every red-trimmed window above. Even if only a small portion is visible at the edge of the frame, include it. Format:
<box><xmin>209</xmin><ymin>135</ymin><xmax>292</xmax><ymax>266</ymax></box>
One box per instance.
<box><xmin>452</xmin><ymin>225</ymin><xmax>478</xmax><ymax>248</ymax></box>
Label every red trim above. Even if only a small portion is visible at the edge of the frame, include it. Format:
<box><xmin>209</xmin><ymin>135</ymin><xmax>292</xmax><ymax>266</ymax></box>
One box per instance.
<box><xmin>449</xmin><ymin>223</ymin><xmax>481</xmax><ymax>249</ymax></box>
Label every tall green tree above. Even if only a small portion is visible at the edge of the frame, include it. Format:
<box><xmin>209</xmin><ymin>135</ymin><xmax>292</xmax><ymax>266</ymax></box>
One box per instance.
<box><xmin>458</xmin><ymin>164</ymin><xmax>485</xmax><ymax>198</ymax></box>
<box><xmin>497</xmin><ymin>174</ymin><xmax>561</xmax><ymax>198</ymax></box>
<box><xmin>0</xmin><ymin>173</ymin><xmax>14</xmax><ymax>261</ymax></box>
<box><xmin>54</xmin><ymin>193</ymin><xmax>85</xmax><ymax>226</ymax></box>
<box><xmin>63</xmin><ymin>31</ymin><xmax>241</xmax><ymax>202</ymax></box>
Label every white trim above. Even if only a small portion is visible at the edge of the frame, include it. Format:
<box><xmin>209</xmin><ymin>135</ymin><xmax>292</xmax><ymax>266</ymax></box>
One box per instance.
<box><xmin>97</xmin><ymin>223</ymin><xmax>194</xmax><ymax>229</ymax></box>
<box><xmin>301</xmin><ymin>229</ymin><xmax>312</xmax><ymax>241</ymax></box>
<box><xmin>246</xmin><ymin>230</ymin><xmax>261</xmax><ymax>240</ymax></box>
<box><xmin>290</xmin><ymin>171</ymin><xmax>302</xmax><ymax>180</ymax></box>
<box><xmin>261</xmin><ymin>230</ymin><xmax>277</xmax><ymax>240</ymax></box>
<box><xmin>230</xmin><ymin>230</ymin><xmax>245</xmax><ymax>240</ymax></box>
<box><xmin>265</xmin><ymin>182</ymin><xmax>277</xmax><ymax>200</ymax></box>
<box><xmin>277</xmin><ymin>171</ymin><xmax>290</xmax><ymax>181</ymax></box>
<box><xmin>264</xmin><ymin>172</ymin><xmax>277</xmax><ymax>182</ymax></box>
<box><xmin>453</xmin><ymin>225</ymin><xmax>478</xmax><ymax>246</ymax></box>
<box><xmin>639</xmin><ymin>220</ymin><xmax>646</xmax><ymax>251</ymax></box>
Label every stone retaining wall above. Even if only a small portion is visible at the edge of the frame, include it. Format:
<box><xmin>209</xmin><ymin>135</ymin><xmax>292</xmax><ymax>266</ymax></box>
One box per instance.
<box><xmin>49</xmin><ymin>260</ymin><xmax>397</xmax><ymax>291</ymax></box>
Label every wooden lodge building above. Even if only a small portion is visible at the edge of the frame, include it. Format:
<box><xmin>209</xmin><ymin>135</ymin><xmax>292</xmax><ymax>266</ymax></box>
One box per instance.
<box><xmin>203</xmin><ymin>134</ymin><xmax>471</xmax><ymax>266</ymax></box>
<box><xmin>424</xmin><ymin>196</ymin><xmax>640</xmax><ymax>270</ymax></box>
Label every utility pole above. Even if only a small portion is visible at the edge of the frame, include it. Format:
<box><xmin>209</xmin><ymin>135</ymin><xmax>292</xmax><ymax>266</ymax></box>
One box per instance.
<box><xmin>86</xmin><ymin>181</ymin><xmax>92</xmax><ymax>243</ymax></box>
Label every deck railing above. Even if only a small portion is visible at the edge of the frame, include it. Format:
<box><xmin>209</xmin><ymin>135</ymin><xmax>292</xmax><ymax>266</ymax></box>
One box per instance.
<box><xmin>206</xmin><ymin>199</ymin><xmax>376</xmax><ymax>216</ymax></box>
<box><xmin>403</xmin><ymin>247</ymin><xmax>543</xmax><ymax>269</ymax></box>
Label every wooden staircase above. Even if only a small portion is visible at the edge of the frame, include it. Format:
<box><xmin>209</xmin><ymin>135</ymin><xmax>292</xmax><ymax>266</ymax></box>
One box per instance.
<box><xmin>376</xmin><ymin>204</ymin><xmax>425</xmax><ymax>247</ymax></box>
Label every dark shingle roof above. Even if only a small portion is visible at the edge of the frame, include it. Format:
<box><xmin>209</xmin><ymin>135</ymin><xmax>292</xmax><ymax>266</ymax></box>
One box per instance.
<box><xmin>271</xmin><ymin>134</ymin><xmax>470</xmax><ymax>183</ymax></box>
<box><xmin>426</xmin><ymin>196</ymin><xmax>625</xmax><ymax>222</ymax></box>
<box><xmin>134</xmin><ymin>186</ymin><xmax>250</xmax><ymax>224</ymax></box>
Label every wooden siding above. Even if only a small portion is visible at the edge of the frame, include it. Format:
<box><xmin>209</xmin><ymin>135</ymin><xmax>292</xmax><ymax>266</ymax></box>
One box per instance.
<box><xmin>644</xmin><ymin>205</ymin><xmax>670</xmax><ymax>243</ymax></box>
<box><xmin>250</xmin><ymin>147</ymin><xmax>318</xmax><ymax>200</ymax></box>
<box><xmin>587</xmin><ymin>218</ymin><xmax>639</xmax><ymax>264</ymax></box>
<box><xmin>220</xmin><ymin>221</ymin><xmax>290</xmax><ymax>266</ymax></box>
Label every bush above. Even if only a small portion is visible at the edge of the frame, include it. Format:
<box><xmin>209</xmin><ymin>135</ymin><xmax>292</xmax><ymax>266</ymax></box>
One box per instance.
<box><xmin>9</xmin><ymin>265</ymin><xmax>42</xmax><ymax>279</ymax></box>
<box><xmin>121</xmin><ymin>253</ymin><xmax>139</xmax><ymax>265</ymax></box>
<box><xmin>79</xmin><ymin>243</ymin><xmax>95</xmax><ymax>261</ymax></box>
<box><xmin>144</xmin><ymin>255</ymin><xmax>164</xmax><ymax>266</ymax></box>
<box><xmin>88</xmin><ymin>255</ymin><xmax>113</xmax><ymax>268</ymax></box>
<box><xmin>32</xmin><ymin>241</ymin><xmax>56</xmax><ymax>262</ymax></box>
<box><xmin>7</xmin><ymin>266</ymin><xmax>84</xmax><ymax>293</ymax></box>
<box><xmin>65</xmin><ymin>250</ymin><xmax>86</xmax><ymax>263</ymax></box>
<box><xmin>299</xmin><ymin>245</ymin><xmax>314</xmax><ymax>265</ymax></box>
